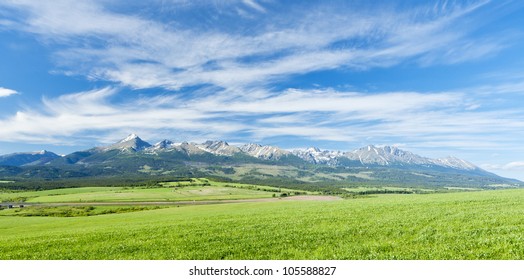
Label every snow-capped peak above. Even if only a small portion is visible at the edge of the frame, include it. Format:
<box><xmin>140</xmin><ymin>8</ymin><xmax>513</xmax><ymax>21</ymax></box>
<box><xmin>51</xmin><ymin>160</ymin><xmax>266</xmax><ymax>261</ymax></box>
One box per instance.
<box><xmin>149</xmin><ymin>139</ymin><xmax>176</xmax><ymax>150</ymax></box>
<box><xmin>197</xmin><ymin>140</ymin><xmax>240</xmax><ymax>156</ymax></box>
<box><xmin>120</xmin><ymin>133</ymin><xmax>139</xmax><ymax>143</ymax></box>
<box><xmin>346</xmin><ymin>145</ymin><xmax>430</xmax><ymax>166</ymax></box>
<box><xmin>241</xmin><ymin>143</ymin><xmax>262</xmax><ymax>151</ymax></box>
<box><xmin>240</xmin><ymin>143</ymin><xmax>290</xmax><ymax>160</ymax></box>
<box><xmin>156</xmin><ymin>139</ymin><xmax>173</xmax><ymax>147</ymax></box>
<box><xmin>101</xmin><ymin>134</ymin><xmax>151</xmax><ymax>152</ymax></box>
<box><xmin>293</xmin><ymin>147</ymin><xmax>341</xmax><ymax>165</ymax></box>
<box><xmin>93</xmin><ymin>135</ymin><xmax>483</xmax><ymax>172</ymax></box>
<box><xmin>32</xmin><ymin>150</ymin><xmax>50</xmax><ymax>155</ymax></box>
<box><xmin>433</xmin><ymin>156</ymin><xmax>477</xmax><ymax>171</ymax></box>
<box><xmin>307</xmin><ymin>147</ymin><xmax>321</xmax><ymax>153</ymax></box>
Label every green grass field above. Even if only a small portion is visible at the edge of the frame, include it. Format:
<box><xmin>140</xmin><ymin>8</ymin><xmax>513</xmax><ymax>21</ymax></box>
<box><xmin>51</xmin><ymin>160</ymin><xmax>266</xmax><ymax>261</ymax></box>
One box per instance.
<box><xmin>0</xmin><ymin>179</ymin><xmax>306</xmax><ymax>203</ymax></box>
<box><xmin>1</xmin><ymin>188</ymin><xmax>523</xmax><ymax>259</ymax></box>
<box><xmin>342</xmin><ymin>186</ymin><xmax>435</xmax><ymax>193</ymax></box>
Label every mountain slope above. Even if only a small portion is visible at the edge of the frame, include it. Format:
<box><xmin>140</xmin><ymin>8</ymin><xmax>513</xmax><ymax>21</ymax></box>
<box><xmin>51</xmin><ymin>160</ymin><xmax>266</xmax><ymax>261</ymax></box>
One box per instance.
<box><xmin>0</xmin><ymin>150</ymin><xmax>60</xmax><ymax>166</ymax></box>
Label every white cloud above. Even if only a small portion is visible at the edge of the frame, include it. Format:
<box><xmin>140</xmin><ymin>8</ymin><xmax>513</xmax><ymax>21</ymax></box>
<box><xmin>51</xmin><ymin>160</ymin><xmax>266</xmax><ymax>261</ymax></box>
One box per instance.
<box><xmin>0</xmin><ymin>0</ymin><xmax>503</xmax><ymax>90</ymax></box>
<box><xmin>242</xmin><ymin>0</ymin><xmax>266</xmax><ymax>13</ymax></box>
<box><xmin>0</xmin><ymin>87</ymin><xmax>18</xmax><ymax>97</ymax></box>
<box><xmin>483</xmin><ymin>162</ymin><xmax>524</xmax><ymax>171</ymax></box>
<box><xmin>0</xmin><ymin>87</ymin><xmax>245</xmax><ymax>144</ymax></box>
<box><xmin>0</xmin><ymin>85</ymin><xmax>522</xmax><ymax>152</ymax></box>
<box><xmin>198</xmin><ymin>89</ymin><xmax>461</xmax><ymax>116</ymax></box>
<box><xmin>0</xmin><ymin>18</ymin><xmax>16</xmax><ymax>27</ymax></box>
<box><xmin>505</xmin><ymin>162</ymin><xmax>524</xmax><ymax>169</ymax></box>
<box><xmin>3</xmin><ymin>0</ymin><xmax>144</xmax><ymax>37</ymax></box>
<box><xmin>480</xmin><ymin>161</ymin><xmax>524</xmax><ymax>181</ymax></box>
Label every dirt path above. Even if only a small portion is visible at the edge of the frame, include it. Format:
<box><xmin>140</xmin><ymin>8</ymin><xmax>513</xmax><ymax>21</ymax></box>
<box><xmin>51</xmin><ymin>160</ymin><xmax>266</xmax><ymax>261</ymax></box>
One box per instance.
<box><xmin>9</xmin><ymin>195</ymin><xmax>342</xmax><ymax>207</ymax></box>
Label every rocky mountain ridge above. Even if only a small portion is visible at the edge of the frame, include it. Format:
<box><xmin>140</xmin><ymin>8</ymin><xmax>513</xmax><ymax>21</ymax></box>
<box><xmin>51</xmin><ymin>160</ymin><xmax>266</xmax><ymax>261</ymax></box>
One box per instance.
<box><xmin>0</xmin><ymin>134</ymin><xmax>519</xmax><ymax>187</ymax></box>
<box><xmin>0</xmin><ymin>134</ymin><xmax>488</xmax><ymax>172</ymax></box>
<box><xmin>104</xmin><ymin>135</ymin><xmax>481</xmax><ymax>172</ymax></box>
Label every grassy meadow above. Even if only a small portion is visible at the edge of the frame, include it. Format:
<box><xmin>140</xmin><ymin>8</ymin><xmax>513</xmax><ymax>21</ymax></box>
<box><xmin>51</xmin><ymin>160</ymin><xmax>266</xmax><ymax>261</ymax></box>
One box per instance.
<box><xmin>0</xmin><ymin>178</ymin><xmax>307</xmax><ymax>203</ymax></box>
<box><xmin>1</xmin><ymin>187</ymin><xmax>524</xmax><ymax>259</ymax></box>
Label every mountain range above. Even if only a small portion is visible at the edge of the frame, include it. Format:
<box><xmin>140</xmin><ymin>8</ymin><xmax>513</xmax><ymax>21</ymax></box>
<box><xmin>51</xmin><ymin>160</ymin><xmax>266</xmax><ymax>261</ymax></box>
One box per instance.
<box><xmin>0</xmin><ymin>134</ymin><xmax>521</xmax><ymax>188</ymax></box>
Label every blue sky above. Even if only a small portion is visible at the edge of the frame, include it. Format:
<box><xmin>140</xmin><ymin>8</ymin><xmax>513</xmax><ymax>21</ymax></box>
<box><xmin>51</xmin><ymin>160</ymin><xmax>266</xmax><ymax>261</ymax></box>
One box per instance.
<box><xmin>1</xmin><ymin>0</ymin><xmax>524</xmax><ymax>180</ymax></box>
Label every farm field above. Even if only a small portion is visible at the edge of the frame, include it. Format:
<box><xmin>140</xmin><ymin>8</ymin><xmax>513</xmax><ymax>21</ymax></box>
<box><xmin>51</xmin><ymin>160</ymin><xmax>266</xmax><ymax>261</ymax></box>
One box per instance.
<box><xmin>342</xmin><ymin>186</ymin><xmax>435</xmax><ymax>194</ymax></box>
<box><xmin>1</xmin><ymin>188</ymin><xmax>524</xmax><ymax>259</ymax></box>
<box><xmin>0</xmin><ymin>178</ymin><xmax>308</xmax><ymax>203</ymax></box>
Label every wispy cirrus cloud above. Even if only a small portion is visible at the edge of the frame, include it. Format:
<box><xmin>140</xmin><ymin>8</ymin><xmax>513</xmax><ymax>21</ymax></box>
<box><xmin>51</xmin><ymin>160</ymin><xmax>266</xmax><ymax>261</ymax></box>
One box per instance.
<box><xmin>480</xmin><ymin>161</ymin><xmax>524</xmax><ymax>181</ymax></box>
<box><xmin>0</xmin><ymin>87</ymin><xmax>18</xmax><ymax>98</ymax></box>
<box><xmin>1</xmin><ymin>85</ymin><xmax>523</xmax><ymax>154</ymax></box>
<box><xmin>0</xmin><ymin>87</ymin><xmax>244</xmax><ymax>144</ymax></box>
<box><xmin>482</xmin><ymin>162</ymin><xmax>524</xmax><ymax>171</ymax></box>
<box><xmin>242</xmin><ymin>0</ymin><xmax>267</xmax><ymax>13</ymax></box>
<box><xmin>0</xmin><ymin>0</ymin><xmax>504</xmax><ymax>91</ymax></box>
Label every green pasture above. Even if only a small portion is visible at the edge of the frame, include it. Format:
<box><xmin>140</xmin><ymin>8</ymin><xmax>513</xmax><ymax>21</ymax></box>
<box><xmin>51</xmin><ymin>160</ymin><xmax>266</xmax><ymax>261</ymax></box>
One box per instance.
<box><xmin>1</xmin><ymin>189</ymin><xmax>524</xmax><ymax>259</ymax></box>
<box><xmin>28</xmin><ymin>186</ymin><xmax>273</xmax><ymax>203</ymax></box>
<box><xmin>0</xmin><ymin>205</ymin><xmax>164</xmax><ymax>217</ymax></box>
<box><xmin>159</xmin><ymin>178</ymin><xmax>308</xmax><ymax>194</ymax></box>
<box><xmin>0</xmin><ymin>179</ymin><xmax>303</xmax><ymax>203</ymax></box>
<box><xmin>342</xmin><ymin>186</ymin><xmax>431</xmax><ymax>193</ymax></box>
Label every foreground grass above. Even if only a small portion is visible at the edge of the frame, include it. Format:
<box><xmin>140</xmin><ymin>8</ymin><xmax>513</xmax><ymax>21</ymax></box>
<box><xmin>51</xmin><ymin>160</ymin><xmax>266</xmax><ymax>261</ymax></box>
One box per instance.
<box><xmin>1</xmin><ymin>189</ymin><xmax>524</xmax><ymax>259</ymax></box>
